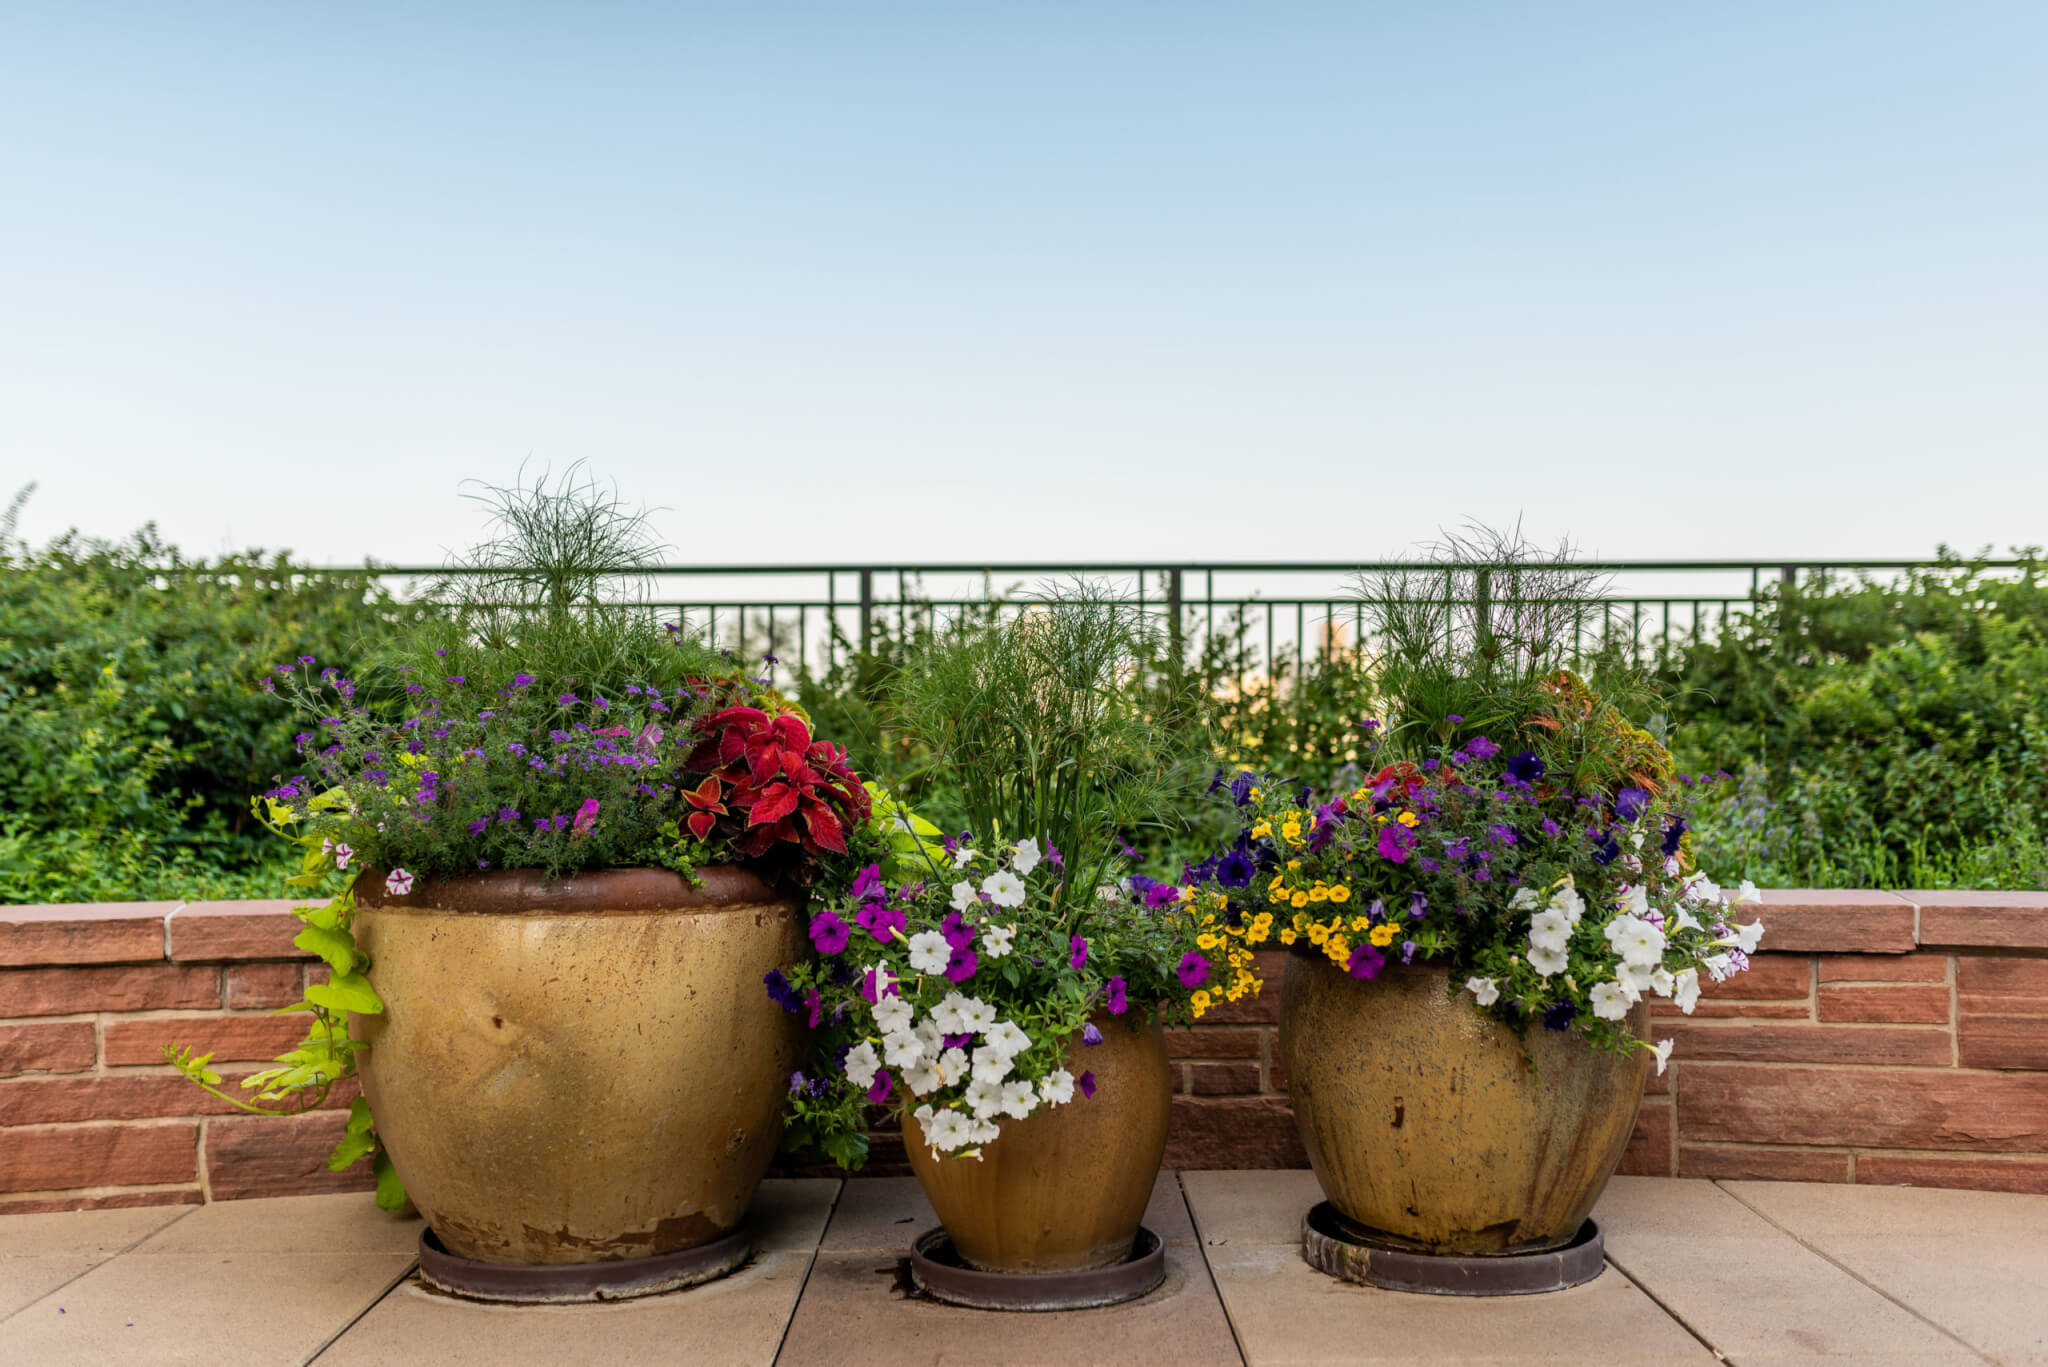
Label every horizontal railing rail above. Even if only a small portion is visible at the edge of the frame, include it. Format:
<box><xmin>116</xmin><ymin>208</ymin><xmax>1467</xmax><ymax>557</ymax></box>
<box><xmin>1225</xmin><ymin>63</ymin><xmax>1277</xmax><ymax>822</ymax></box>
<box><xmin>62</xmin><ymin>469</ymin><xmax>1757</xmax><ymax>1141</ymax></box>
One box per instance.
<box><xmin>325</xmin><ymin>557</ymin><xmax>2036</xmax><ymax>689</ymax></box>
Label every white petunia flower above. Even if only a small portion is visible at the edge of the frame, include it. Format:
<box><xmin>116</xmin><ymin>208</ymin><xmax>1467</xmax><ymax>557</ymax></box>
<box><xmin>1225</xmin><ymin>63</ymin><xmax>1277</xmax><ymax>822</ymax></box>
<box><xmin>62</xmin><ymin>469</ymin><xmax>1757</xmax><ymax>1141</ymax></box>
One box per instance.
<box><xmin>870</xmin><ymin>964</ymin><xmax>895</xmax><ymax>999</ymax></box>
<box><xmin>970</xmin><ymin>1045</ymin><xmax>1013</xmax><ymax>1085</ymax></box>
<box><xmin>1619</xmin><ymin>961</ymin><xmax>1661</xmax><ymax>995</ymax></box>
<box><xmin>903</xmin><ymin>1061</ymin><xmax>941</xmax><ymax>1095</ymax></box>
<box><xmin>921</xmin><ymin>1108</ymin><xmax>973</xmax><ymax>1151</ymax></box>
<box><xmin>1732</xmin><ymin>879</ymin><xmax>1762</xmax><ymax>905</ymax></box>
<box><xmin>1703</xmin><ymin>952</ymin><xmax>1736</xmax><ymax>982</ymax></box>
<box><xmin>881</xmin><ymin>1030</ymin><xmax>926</xmax><ymax>1069</ymax></box>
<box><xmin>934</xmin><ymin>1048</ymin><xmax>970</xmax><ymax>1086</ymax></box>
<box><xmin>1729</xmin><ymin>920</ymin><xmax>1765</xmax><ymax>953</ymax></box>
<box><xmin>1465</xmin><ymin>976</ymin><xmax>1500</xmax><ymax>1006</ymax></box>
<box><xmin>1012</xmin><ymin>837</ymin><xmax>1042</xmax><ymax>876</ymax></box>
<box><xmin>950</xmin><ymin>881</ymin><xmax>979</xmax><ymax>913</ymax></box>
<box><xmin>1604</xmin><ymin>914</ymin><xmax>1668</xmax><ymax>969</ymax></box>
<box><xmin>908</xmin><ymin>930</ymin><xmax>952</xmax><ymax>975</ymax></box>
<box><xmin>1651</xmin><ymin>1039</ymin><xmax>1675</xmax><ymax>1075</ymax></box>
<box><xmin>982</xmin><ymin>924</ymin><xmax>1016</xmax><ymax>959</ymax></box>
<box><xmin>1000</xmin><ymin>1079</ymin><xmax>1039</xmax><ymax>1118</ymax></box>
<box><xmin>1509</xmin><ymin>887</ymin><xmax>1541</xmax><ymax>911</ymax></box>
<box><xmin>981</xmin><ymin>870</ymin><xmax>1026</xmax><ymax>908</ymax></box>
<box><xmin>1527</xmin><ymin>943</ymin><xmax>1568</xmax><ymax>977</ymax></box>
<box><xmin>1629</xmin><ymin>829</ymin><xmax>1646</xmax><ymax>851</ymax></box>
<box><xmin>969</xmin><ymin>1118</ymin><xmax>1001</xmax><ymax>1145</ymax></box>
<box><xmin>1038</xmin><ymin>1068</ymin><xmax>1076</xmax><ymax>1105</ymax></box>
<box><xmin>914</xmin><ymin>1016</ymin><xmax>944</xmax><ymax>1055</ymax></box>
<box><xmin>844</xmin><ymin>1042</ymin><xmax>881</xmax><ymax>1089</ymax></box>
<box><xmin>1620</xmin><ymin>884</ymin><xmax>1650</xmax><ymax>919</ymax></box>
<box><xmin>953</xmin><ymin>846</ymin><xmax>979</xmax><ymax>869</ymax></box>
<box><xmin>873</xmin><ymin>996</ymin><xmax>914</xmax><ymax>1034</ymax></box>
<box><xmin>964</xmin><ymin>1077</ymin><xmax>1004</xmax><ymax>1119</ymax></box>
<box><xmin>1672</xmin><ymin>967</ymin><xmax>1702</xmax><ymax>1014</ymax></box>
<box><xmin>1528</xmin><ymin>909</ymin><xmax>1573</xmax><ymax>955</ymax></box>
<box><xmin>1684</xmin><ymin>873</ymin><xmax>1721</xmax><ymax>904</ymax></box>
<box><xmin>959</xmin><ymin>998</ymin><xmax>999</xmax><ymax>1032</ymax></box>
<box><xmin>931</xmin><ymin>993</ymin><xmax>972</xmax><ymax>1034</ymax></box>
<box><xmin>983</xmin><ymin>1019</ymin><xmax>1031</xmax><ymax>1057</ymax></box>
<box><xmin>1589</xmin><ymin>980</ymin><xmax>1633</xmax><ymax>1020</ymax></box>
<box><xmin>1650</xmin><ymin>967</ymin><xmax>1676</xmax><ymax>998</ymax></box>
<box><xmin>1671</xmin><ymin>907</ymin><xmax>1704</xmax><ymax>934</ymax></box>
<box><xmin>1550</xmin><ymin>884</ymin><xmax>1587</xmax><ymax>925</ymax></box>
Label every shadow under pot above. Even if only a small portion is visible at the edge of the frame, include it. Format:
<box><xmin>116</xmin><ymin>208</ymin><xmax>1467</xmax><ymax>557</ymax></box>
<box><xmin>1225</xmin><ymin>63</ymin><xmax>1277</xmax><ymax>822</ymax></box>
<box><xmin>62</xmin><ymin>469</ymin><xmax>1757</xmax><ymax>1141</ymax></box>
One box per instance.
<box><xmin>1280</xmin><ymin>952</ymin><xmax>1651</xmax><ymax>1256</ymax></box>
<box><xmin>904</xmin><ymin>1009</ymin><xmax>1171</xmax><ymax>1274</ymax></box>
<box><xmin>351</xmin><ymin>865</ymin><xmax>804</xmax><ymax>1266</ymax></box>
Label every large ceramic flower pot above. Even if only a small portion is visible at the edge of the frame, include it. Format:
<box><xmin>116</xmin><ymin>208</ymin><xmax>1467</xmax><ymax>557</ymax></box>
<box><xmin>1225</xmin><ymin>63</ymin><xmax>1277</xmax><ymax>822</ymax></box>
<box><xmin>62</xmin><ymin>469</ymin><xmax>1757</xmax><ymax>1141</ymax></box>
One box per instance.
<box><xmin>903</xmin><ymin>1011</ymin><xmax>1170</xmax><ymax>1273</ymax></box>
<box><xmin>1281</xmin><ymin>952</ymin><xmax>1650</xmax><ymax>1255</ymax></box>
<box><xmin>351</xmin><ymin>866</ymin><xmax>803</xmax><ymax>1265</ymax></box>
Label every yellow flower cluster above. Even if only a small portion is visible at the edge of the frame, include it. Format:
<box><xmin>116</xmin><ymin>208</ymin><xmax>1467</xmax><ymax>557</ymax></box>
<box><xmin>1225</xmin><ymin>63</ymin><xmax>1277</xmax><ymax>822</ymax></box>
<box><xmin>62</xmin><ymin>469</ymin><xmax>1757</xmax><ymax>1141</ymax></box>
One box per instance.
<box><xmin>1255</xmin><ymin>810</ymin><xmax>1414</xmax><ymax>972</ymax></box>
<box><xmin>1184</xmin><ymin>889</ymin><xmax>1272</xmax><ymax>1019</ymax></box>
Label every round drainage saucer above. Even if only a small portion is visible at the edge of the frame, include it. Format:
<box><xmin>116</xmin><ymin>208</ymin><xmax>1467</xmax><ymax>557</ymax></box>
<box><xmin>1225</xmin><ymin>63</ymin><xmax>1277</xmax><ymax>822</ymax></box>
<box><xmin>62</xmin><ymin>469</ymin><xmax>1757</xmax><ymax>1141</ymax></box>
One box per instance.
<box><xmin>416</xmin><ymin>1222</ymin><xmax>752</xmax><ymax>1304</ymax></box>
<box><xmin>1301</xmin><ymin>1204</ymin><xmax>1604</xmax><ymax>1296</ymax></box>
<box><xmin>908</xmin><ymin>1225</ymin><xmax>1166</xmax><ymax>1311</ymax></box>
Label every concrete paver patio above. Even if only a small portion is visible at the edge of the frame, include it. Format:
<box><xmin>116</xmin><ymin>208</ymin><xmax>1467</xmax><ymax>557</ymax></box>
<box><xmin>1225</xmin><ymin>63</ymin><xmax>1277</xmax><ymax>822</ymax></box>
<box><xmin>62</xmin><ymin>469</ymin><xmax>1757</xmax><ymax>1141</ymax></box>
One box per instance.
<box><xmin>0</xmin><ymin>1174</ymin><xmax>2041</xmax><ymax>1365</ymax></box>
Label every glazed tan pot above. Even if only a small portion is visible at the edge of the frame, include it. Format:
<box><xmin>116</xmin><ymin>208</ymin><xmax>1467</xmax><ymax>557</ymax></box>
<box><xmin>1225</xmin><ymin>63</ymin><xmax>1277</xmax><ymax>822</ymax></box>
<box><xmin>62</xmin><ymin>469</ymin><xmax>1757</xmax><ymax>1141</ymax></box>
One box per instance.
<box><xmin>351</xmin><ymin>866</ymin><xmax>803</xmax><ymax>1265</ymax></box>
<box><xmin>903</xmin><ymin>1010</ymin><xmax>1170</xmax><ymax>1273</ymax></box>
<box><xmin>1281</xmin><ymin>952</ymin><xmax>1650</xmax><ymax>1255</ymax></box>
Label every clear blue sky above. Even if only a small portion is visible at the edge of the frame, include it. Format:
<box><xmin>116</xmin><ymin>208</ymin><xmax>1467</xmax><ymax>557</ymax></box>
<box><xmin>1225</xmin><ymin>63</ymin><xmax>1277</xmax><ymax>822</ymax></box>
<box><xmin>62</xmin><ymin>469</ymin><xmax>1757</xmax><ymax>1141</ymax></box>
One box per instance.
<box><xmin>4</xmin><ymin>2</ymin><xmax>2044</xmax><ymax>566</ymax></box>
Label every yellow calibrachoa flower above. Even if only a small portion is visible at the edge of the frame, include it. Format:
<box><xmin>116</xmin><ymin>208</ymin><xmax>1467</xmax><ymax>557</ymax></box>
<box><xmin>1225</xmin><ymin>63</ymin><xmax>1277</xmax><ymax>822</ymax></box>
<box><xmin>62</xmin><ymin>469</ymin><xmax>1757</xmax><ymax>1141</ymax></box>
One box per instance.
<box><xmin>1308</xmin><ymin>884</ymin><xmax>1329</xmax><ymax>903</ymax></box>
<box><xmin>1397</xmin><ymin>810</ymin><xmax>1420</xmax><ymax>828</ymax></box>
<box><xmin>1329</xmin><ymin>885</ymin><xmax>1351</xmax><ymax>903</ymax></box>
<box><xmin>1279</xmin><ymin>927</ymin><xmax>1298</xmax><ymax>945</ymax></box>
<box><xmin>1197</xmin><ymin>932</ymin><xmax>1221</xmax><ymax>950</ymax></box>
<box><xmin>1251</xmin><ymin>821</ymin><xmax>1272</xmax><ymax>839</ymax></box>
<box><xmin>1291</xmin><ymin>891</ymin><xmax>1309</xmax><ymax>909</ymax></box>
<box><xmin>1369</xmin><ymin>923</ymin><xmax>1399</xmax><ymax>947</ymax></box>
<box><xmin>1280</xmin><ymin>819</ymin><xmax>1302</xmax><ymax>844</ymax></box>
<box><xmin>1191</xmin><ymin>989</ymin><xmax>1213</xmax><ymax>1016</ymax></box>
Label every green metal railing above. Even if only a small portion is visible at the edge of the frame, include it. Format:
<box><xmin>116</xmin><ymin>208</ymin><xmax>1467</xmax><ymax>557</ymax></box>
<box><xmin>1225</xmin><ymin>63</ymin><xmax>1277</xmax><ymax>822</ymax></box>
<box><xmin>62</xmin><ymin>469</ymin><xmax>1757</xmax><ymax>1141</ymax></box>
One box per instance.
<box><xmin>353</xmin><ymin>558</ymin><xmax>2032</xmax><ymax>689</ymax></box>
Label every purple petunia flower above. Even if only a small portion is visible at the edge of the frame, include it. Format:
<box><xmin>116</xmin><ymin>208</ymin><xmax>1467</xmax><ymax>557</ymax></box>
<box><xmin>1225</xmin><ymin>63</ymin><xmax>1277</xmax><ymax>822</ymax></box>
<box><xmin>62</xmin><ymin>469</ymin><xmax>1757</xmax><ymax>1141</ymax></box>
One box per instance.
<box><xmin>1083</xmin><ymin>1023</ymin><xmax>1103</xmax><ymax>1046</ymax></box>
<box><xmin>1376</xmin><ymin>824</ymin><xmax>1417</xmax><ymax>864</ymax></box>
<box><xmin>866</xmin><ymin>1070</ymin><xmax>893</xmax><ymax>1105</ymax></box>
<box><xmin>940</xmin><ymin>912</ymin><xmax>976</xmax><ymax>951</ymax></box>
<box><xmin>571</xmin><ymin>798</ymin><xmax>600</xmax><ymax>837</ymax></box>
<box><xmin>764</xmin><ymin>969</ymin><xmax>800</xmax><ymax>1012</ymax></box>
<box><xmin>1216</xmin><ymin>849</ymin><xmax>1257</xmax><ymax>888</ymax></box>
<box><xmin>1614</xmin><ymin>787</ymin><xmax>1650</xmax><ymax>823</ymax></box>
<box><xmin>1079</xmin><ymin>1070</ymin><xmax>1097</xmax><ymax>1099</ymax></box>
<box><xmin>1177</xmin><ymin>952</ymin><xmax>1210</xmax><ymax>989</ymax></box>
<box><xmin>944</xmin><ymin>946</ymin><xmax>978</xmax><ymax>984</ymax></box>
<box><xmin>856</xmin><ymin>900</ymin><xmax>906</xmax><ymax>943</ymax></box>
<box><xmin>1105</xmin><ymin>976</ymin><xmax>1129</xmax><ymax>1014</ymax></box>
<box><xmin>1070</xmin><ymin>935</ymin><xmax>1089</xmax><ymax>970</ymax></box>
<box><xmin>804</xmin><ymin>989</ymin><xmax>823</xmax><ymax>1029</ymax></box>
<box><xmin>1346</xmin><ymin>943</ymin><xmax>1385</xmax><ymax>980</ymax></box>
<box><xmin>809</xmin><ymin>911</ymin><xmax>852</xmax><ymax>955</ymax></box>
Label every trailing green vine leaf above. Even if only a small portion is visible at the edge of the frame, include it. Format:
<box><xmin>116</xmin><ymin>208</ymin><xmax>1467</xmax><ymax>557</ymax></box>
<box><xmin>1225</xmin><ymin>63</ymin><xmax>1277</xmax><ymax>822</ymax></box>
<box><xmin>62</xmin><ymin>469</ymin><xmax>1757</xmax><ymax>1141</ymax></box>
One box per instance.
<box><xmin>163</xmin><ymin>795</ymin><xmax>403</xmax><ymax>1205</ymax></box>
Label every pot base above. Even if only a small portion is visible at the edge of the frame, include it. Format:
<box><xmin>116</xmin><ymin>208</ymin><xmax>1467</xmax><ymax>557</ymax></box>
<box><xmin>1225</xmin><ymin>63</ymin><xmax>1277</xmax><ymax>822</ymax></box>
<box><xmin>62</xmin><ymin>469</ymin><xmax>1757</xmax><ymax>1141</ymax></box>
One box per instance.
<box><xmin>416</xmin><ymin>1223</ymin><xmax>753</xmax><ymax>1304</ymax></box>
<box><xmin>1301</xmin><ymin>1204</ymin><xmax>1604</xmax><ymax>1296</ymax></box>
<box><xmin>908</xmin><ymin>1225</ymin><xmax>1165</xmax><ymax>1311</ymax></box>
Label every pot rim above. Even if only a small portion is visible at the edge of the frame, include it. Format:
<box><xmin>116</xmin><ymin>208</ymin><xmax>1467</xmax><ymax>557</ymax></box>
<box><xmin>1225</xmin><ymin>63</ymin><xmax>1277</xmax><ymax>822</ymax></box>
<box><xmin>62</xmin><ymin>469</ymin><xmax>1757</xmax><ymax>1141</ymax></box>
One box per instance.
<box><xmin>356</xmin><ymin>864</ymin><xmax>790</xmax><ymax>915</ymax></box>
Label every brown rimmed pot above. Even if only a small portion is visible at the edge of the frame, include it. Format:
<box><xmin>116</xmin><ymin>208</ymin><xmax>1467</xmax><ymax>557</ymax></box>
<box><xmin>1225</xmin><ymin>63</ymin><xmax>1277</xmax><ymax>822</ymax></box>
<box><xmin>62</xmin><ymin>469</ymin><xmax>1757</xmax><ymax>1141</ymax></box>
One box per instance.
<box><xmin>903</xmin><ymin>1009</ymin><xmax>1170</xmax><ymax>1274</ymax></box>
<box><xmin>1280</xmin><ymin>951</ymin><xmax>1650</xmax><ymax>1256</ymax></box>
<box><xmin>351</xmin><ymin>865</ymin><xmax>803</xmax><ymax>1266</ymax></box>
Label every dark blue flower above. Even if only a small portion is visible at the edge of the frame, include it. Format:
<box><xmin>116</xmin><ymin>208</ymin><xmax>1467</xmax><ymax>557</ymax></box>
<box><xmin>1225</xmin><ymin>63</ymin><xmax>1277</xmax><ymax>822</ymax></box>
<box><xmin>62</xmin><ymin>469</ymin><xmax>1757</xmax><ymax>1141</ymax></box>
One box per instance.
<box><xmin>1614</xmin><ymin>787</ymin><xmax>1650</xmax><ymax>823</ymax></box>
<box><xmin>763</xmin><ymin>970</ymin><xmax>800</xmax><ymax>1013</ymax></box>
<box><xmin>1661</xmin><ymin>815</ymin><xmax>1689</xmax><ymax>857</ymax></box>
<box><xmin>1542</xmin><ymin>1000</ymin><xmax>1578</xmax><ymax>1032</ymax></box>
<box><xmin>1505</xmin><ymin>750</ymin><xmax>1545</xmax><ymax>784</ymax></box>
<box><xmin>1216</xmin><ymin>849</ymin><xmax>1257</xmax><ymax>888</ymax></box>
<box><xmin>1230</xmin><ymin>772</ymin><xmax>1257</xmax><ymax>807</ymax></box>
<box><xmin>1591</xmin><ymin>829</ymin><xmax>1622</xmax><ymax>865</ymax></box>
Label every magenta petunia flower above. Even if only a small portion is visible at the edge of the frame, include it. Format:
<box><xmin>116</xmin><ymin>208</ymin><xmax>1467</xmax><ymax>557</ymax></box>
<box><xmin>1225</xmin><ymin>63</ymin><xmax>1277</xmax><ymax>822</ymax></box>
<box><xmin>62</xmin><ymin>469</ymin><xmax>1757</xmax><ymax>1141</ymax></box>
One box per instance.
<box><xmin>1347</xmin><ymin>943</ymin><xmax>1385</xmax><ymax>980</ymax></box>
<box><xmin>1078</xmin><ymin>1070</ymin><xmax>1097</xmax><ymax>1099</ymax></box>
<box><xmin>1177</xmin><ymin>952</ymin><xmax>1210</xmax><ymax>989</ymax></box>
<box><xmin>866</xmin><ymin>1070</ymin><xmax>893</xmax><ymax>1105</ymax></box>
<box><xmin>571</xmin><ymin>798</ymin><xmax>600</xmax><ymax>837</ymax></box>
<box><xmin>1069</xmin><ymin>935</ymin><xmax>1089</xmax><ymax>971</ymax></box>
<box><xmin>1376</xmin><ymin>824</ymin><xmax>1416</xmax><ymax>863</ymax></box>
<box><xmin>855</xmin><ymin>900</ymin><xmax>906</xmax><ymax>943</ymax></box>
<box><xmin>944</xmin><ymin>946</ymin><xmax>979</xmax><ymax>984</ymax></box>
<box><xmin>809</xmin><ymin>911</ymin><xmax>852</xmax><ymax>955</ymax></box>
<box><xmin>1105</xmin><ymin>976</ymin><xmax>1129</xmax><ymax>1014</ymax></box>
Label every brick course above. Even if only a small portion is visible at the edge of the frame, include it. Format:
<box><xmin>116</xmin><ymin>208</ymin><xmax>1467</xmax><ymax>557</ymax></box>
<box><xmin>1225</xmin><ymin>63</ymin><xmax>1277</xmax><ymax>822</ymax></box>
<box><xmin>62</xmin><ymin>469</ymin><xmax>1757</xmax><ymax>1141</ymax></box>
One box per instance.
<box><xmin>4</xmin><ymin>888</ymin><xmax>2046</xmax><ymax>1208</ymax></box>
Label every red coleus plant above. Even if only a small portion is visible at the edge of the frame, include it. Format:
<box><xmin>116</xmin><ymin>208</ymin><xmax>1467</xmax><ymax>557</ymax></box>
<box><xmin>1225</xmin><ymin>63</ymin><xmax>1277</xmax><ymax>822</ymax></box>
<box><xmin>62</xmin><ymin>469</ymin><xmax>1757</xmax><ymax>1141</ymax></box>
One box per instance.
<box><xmin>681</xmin><ymin>706</ymin><xmax>872</xmax><ymax>863</ymax></box>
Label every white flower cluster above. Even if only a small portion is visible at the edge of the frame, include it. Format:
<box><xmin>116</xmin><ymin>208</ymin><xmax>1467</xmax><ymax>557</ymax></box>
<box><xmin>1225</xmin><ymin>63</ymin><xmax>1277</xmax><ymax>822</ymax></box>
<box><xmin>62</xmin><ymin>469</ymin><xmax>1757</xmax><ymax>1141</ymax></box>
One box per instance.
<box><xmin>1465</xmin><ymin>874</ymin><xmax>1765</xmax><ymax>1075</ymax></box>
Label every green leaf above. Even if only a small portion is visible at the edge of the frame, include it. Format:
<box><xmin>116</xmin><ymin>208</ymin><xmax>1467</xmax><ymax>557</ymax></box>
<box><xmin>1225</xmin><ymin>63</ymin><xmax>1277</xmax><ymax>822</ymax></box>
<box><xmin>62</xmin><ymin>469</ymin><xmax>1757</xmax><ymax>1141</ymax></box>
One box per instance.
<box><xmin>327</xmin><ymin>1099</ymin><xmax>377</xmax><ymax>1170</ymax></box>
<box><xmin>305</xmin><ymin>971</ymin><xmax>383</xmax><ymax>1015</ymax></box>
<box><xmin>372</xmin><ymin>1148</ymin><xmax>409</xmax><ymax>1212</ymax></box>
<box><xmin>293</xmin><ymin>922</ymin><xmax>358</xmax><ymax>975</ymax></box>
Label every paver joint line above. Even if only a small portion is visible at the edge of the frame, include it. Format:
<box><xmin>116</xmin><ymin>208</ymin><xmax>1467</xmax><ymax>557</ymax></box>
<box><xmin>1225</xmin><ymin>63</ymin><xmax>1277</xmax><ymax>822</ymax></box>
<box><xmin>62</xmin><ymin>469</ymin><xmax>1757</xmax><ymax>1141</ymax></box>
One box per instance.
<box><xmin>1599</xmin><ymin>1251</ymin><xmax>1739</xmax><ymax>1363</ymax></box>
<box><xmin>302</xmin><ymin>1258</ymin><xmax>419</xmax><ymax>1366</ymax></box>
<box><xmin>0</xmin><ymin>1200</ymin><xmax>202</xmax><ymax>1329</ymax></box>
<box><xmin>1710</xmin><ymin>1179</ymin><xmax>1998</xmax><ymax>1366</ymax></box>
<box><xmin>1176</xmin><ymin>1170</ymin><xmax>1251</xmax><ymax>1366</ymax></box>
<box><xmin>768</xmin><ymin>1178</ymin><xmax>842</xmax><ymax>1366</ymax></box>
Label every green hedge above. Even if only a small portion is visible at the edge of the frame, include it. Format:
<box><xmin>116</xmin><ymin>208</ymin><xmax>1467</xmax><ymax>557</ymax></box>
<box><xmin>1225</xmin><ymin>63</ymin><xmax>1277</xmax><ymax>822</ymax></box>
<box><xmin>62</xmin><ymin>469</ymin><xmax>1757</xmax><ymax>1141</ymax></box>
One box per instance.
<box><xmin>5</xmin><ymin>511</ymin><xmax>2041</xmax><ymax>901</ymax></box>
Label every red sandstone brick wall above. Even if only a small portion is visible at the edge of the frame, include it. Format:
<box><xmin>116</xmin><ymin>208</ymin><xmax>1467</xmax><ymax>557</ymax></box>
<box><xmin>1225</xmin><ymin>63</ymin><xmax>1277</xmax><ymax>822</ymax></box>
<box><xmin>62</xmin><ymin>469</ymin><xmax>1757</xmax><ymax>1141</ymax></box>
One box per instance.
<box><xmin>0</xmin><ymin>900</ymin><xmax>368</xmax><ymax>1214</ymax></box>
<box><xmin>5</xmin><ymin>890</ymin><xmax>2044</xmax><ymax>1210</ymax></box>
